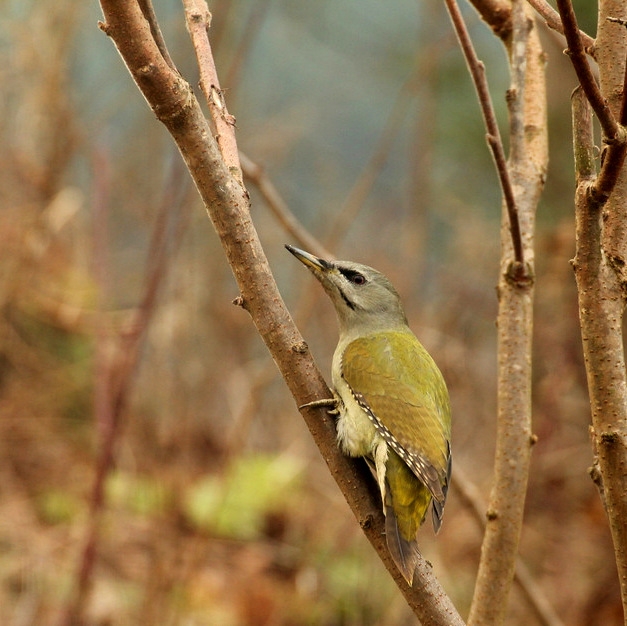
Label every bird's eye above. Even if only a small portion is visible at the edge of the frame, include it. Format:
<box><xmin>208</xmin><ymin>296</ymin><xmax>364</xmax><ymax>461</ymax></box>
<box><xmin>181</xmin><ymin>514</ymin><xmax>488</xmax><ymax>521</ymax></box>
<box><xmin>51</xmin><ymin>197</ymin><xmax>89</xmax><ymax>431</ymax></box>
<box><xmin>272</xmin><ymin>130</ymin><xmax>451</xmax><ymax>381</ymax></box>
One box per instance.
<box><xmin>339</xmin><ymin>268</ymin><xmax>367</xmax><ymax>285</ymax></box>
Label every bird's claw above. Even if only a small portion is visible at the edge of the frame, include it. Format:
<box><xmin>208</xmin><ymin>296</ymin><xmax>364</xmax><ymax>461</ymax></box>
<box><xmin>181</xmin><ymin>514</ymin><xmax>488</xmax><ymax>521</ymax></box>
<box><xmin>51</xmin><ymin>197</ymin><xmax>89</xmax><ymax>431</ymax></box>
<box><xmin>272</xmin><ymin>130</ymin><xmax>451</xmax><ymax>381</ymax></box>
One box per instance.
<box><xmin>299</xmin><ymin>397</ymin><xmax>340</xmax><ymax>416</ymax></box>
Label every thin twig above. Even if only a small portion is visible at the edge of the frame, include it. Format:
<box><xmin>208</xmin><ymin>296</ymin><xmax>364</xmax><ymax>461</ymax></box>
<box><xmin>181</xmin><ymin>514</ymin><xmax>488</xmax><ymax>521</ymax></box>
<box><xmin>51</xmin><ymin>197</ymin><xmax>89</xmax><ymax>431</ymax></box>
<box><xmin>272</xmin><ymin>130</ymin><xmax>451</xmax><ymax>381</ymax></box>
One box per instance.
<box><xmin>138</xmin><ymin>0</ymin><xmax>179</xmax><ymax>72</ymax></box>
<box><xmin>239</xmin><ymin>151</ymin><xmax>333</xmax><ymax>260</ymax></box>
<box><xmin>557</xmin><ymin>0</ymin><xmax>627</xmax><ymax>204</ymax></box>
<box><xmin>556</xmin><ymin>0</ymin><xmax>621</xmax><ymax>143</ymax></box>
<box><xmin>182</xmin><ymin>0</ymin><xmax>242</xmax><ymax>182</ymax></box>
<box><xmin>444</xmin><ymin>0</ymin><xmax>525</xmax><ymax>268</ymax></box>
<box><xmin>594</xmin><ymin>19</ymin><xmax>627</xmax><ymax>202</ymax></box>
<box><xmin>526</xmin><ymin>0</ymin><xmax>595</xmax><ymax>54</ymax></box>
<box><xmin>223</xmin><ymin>0</ymin><xmax>272</xmax><ymax>100</ymax></box>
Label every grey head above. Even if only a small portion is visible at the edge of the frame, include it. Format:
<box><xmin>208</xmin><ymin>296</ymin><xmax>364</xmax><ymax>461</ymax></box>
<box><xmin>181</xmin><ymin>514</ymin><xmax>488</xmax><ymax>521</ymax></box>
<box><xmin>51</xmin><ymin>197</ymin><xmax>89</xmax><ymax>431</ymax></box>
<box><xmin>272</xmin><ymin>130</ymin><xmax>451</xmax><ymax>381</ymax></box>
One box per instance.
<box><xmin>285</xmin><ymin>244</ymin><xmax>408</xmax><ymax>336</ymax></box>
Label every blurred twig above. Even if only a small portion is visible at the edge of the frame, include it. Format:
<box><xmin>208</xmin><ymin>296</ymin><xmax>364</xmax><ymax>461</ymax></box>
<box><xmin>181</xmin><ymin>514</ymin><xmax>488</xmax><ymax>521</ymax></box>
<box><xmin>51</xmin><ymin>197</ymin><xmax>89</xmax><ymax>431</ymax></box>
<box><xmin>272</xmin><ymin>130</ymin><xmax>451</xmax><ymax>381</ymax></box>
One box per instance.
<box><xmin>526</xmin><ymin>0</ymin><xmax>595</xmax><ymax>53</ymax></box>
<box><xmin>324</xmin><ymin>63</ymin><xmax>422</xmax><ymax>252</ymax></box>
<box><xmin>222</xmin><ymin>0</ymin><xmax>272</xmax><ymax>99</ymax></box>
<box><xmin>60</xmin><ymin>154</ymin><xmax>188</xmax><ymax>626</ymax></box>
<box><xmin>290</xmin><ymin>54</ymin><xmax>434</xmax><ymax>332</ymax></box>
<box><xmin>453</xmin><ymin>468</ymin><xmax>565</xmax><ymax>626</ymax></box>
<box><xmin>240</xmin><ymin>151</ymin><xmax>332</xmax><ymax>259</ymax></box>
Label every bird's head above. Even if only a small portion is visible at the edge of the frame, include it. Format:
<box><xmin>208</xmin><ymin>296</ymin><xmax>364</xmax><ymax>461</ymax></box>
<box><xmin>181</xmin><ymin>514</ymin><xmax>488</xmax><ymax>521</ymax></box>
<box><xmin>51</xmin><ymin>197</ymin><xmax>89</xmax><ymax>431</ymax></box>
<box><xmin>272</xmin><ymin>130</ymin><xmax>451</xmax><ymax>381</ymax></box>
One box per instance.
<box><xmin>286</xmin><ymin>244</ymin><xmax>408</xmax><ymax>336</ymax></box>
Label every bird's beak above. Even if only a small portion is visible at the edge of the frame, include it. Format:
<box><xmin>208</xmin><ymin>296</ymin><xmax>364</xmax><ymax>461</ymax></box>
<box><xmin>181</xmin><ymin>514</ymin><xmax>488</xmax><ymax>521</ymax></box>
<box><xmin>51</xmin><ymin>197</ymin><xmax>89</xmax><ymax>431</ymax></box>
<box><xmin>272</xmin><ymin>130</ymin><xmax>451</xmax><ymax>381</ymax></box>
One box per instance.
<box><xmin>285</xmin><ymin>244</ymin><xmax>332</xmax><ymax>272</ymax></box>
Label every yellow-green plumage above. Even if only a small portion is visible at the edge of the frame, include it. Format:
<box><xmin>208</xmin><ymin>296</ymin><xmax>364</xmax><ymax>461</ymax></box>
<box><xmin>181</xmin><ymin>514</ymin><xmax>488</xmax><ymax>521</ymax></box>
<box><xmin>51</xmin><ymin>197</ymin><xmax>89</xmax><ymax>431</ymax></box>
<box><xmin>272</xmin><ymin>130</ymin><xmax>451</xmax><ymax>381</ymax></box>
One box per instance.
<box><xmin>341</xmin><ymin>332</ymin><xmax>451</xmax><ymax>514</ymax></box>
<box><xmin>286</xmin><ymin>245</ymin><xmax>452</xmax><ymax>586</ymax></box>
<box><xmin>339</xmin><ymin>331</ymin><xmax>450</xmax><ymax>581</ymax></box>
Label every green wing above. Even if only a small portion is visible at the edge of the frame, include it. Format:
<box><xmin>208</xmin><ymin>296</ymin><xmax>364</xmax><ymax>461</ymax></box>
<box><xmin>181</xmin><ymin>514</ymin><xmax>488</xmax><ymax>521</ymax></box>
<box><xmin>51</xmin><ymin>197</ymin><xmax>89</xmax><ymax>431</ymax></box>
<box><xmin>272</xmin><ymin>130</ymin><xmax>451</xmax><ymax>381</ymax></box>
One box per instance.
<box><xmin>341</xmin><ymin>330</ymin><xmax>451</xmax><ymax>505</ymax></box>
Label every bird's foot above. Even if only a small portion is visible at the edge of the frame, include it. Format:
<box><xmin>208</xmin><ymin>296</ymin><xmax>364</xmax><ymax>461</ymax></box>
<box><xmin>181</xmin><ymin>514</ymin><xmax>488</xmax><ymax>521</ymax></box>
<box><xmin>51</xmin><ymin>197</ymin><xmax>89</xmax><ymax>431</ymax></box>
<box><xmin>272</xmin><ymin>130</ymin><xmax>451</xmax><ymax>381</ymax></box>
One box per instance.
<box><xmin>299</xmin><ymin>397</ymin><xmax>340</xmax><ymax>416</ymax></box>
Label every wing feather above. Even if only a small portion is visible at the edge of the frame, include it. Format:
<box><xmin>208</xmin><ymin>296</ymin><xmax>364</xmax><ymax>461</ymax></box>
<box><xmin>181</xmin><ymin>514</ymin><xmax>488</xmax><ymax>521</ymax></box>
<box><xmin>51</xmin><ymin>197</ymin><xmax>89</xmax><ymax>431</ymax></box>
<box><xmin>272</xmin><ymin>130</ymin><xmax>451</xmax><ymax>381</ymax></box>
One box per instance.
<box><xmin>341</xmin><ymin>331</ymin><xmax>451</xmax><ymax>506</ymax></box>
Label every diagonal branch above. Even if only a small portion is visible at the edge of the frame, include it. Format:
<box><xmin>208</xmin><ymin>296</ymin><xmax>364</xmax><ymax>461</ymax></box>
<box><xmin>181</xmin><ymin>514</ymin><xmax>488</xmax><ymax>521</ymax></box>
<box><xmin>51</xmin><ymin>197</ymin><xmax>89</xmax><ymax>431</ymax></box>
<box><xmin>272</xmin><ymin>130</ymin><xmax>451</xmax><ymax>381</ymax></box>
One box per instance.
<box><xmin>98</xmin><ymin>1</ymin><xmax>464</xmax><ymax>622</ymax></box>
<box><xmin>182</xmin><ymin>0</ymin><xmax>242</xmax><ymax>181</ymax></box>
<box><xmin>526</xmin><ymin>0</ymin><xmax>595</xmax><ymax>53</ymax></box>
<box><xmin>239</xmin><ymin>151</ymin><xmax>333</xmax><ymax>260</ymax></box>
<box><xmin>453</xmin><ymin>467</ymin><xmax>565</xmax><ymax>626</ymax></box>
<box><xmin>556</xmin><ymin>0</ymin><xmax>621</xmax><ymax>142</ymax></box>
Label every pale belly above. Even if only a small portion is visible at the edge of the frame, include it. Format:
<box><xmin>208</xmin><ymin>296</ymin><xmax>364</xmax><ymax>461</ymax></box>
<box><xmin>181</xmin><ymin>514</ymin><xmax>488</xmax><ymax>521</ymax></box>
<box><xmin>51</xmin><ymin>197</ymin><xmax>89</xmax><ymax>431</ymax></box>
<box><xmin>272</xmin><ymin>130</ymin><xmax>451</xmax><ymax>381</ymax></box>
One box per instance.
<box><xmin>333</xmin><ymin>370</ymin><xmax>385</xmax><ymax>459</ymax></box>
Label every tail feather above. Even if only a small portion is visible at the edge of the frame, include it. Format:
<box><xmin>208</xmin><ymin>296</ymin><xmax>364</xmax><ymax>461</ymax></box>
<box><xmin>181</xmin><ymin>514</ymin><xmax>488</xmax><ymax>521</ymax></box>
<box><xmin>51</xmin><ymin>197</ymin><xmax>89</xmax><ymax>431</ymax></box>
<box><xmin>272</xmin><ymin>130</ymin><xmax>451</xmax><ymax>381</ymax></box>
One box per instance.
<box><xmin>385</xmin><ymin>504</ymin><xmax>420</xmax><ymax>586</ymax></box>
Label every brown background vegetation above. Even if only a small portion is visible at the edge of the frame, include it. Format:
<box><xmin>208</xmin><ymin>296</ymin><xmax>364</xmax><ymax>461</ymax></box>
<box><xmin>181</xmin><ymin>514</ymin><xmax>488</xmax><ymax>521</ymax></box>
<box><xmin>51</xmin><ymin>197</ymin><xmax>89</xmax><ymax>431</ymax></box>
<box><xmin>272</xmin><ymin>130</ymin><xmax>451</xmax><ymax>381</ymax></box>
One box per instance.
<box><xmin>0</xmin><ymin>1</ymin><xmax>617</xmax><ymax>625</ymax></box>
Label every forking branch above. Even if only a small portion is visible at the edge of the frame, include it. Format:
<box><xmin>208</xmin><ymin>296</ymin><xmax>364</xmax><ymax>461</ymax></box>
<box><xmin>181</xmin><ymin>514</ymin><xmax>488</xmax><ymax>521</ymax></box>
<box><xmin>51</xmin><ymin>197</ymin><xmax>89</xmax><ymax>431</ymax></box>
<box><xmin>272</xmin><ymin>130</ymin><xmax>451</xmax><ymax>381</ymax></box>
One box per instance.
<box><xmin>556</xmin><ymin>0</ymin><xmax>627</xmax><ymax>203</ymax></box>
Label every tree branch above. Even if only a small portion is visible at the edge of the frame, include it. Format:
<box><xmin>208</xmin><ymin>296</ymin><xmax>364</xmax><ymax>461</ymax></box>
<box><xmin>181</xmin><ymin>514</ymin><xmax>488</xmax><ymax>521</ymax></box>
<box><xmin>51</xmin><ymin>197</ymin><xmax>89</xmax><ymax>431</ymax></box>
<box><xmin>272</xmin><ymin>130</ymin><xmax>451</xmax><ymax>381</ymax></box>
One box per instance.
<box><xmin>526</xmin><ymin>0</ymin><xmax>595</xmax><ymax>54</ymax></box>
<box><xmin>182</xmin><ymin>0</ymin><xmax>242</xmax><ymax>182</ymax></box>
<box><xmin>571</xmin><ymin>84</ymin><xmax>627</xmax><ymax>624</ymax></box>
<box><xmin>460</xmin><ymin>1</ymin><xmax>548</xmax><ymax>624</ymax></box>
<box><xmin>573</xmin><ymin>1</ymin><xmax>627</xmax><ymax>614</ymax></box>
<box><xmin>97</xmin><ymin>1</ymin><xmax>464</xmax><ymax>622</ymax></box>
<box><xmin>556</xmin><ymin>0</ymin><xmax>623</xmax><ymax>144</ymax></box>
<box><xmin>556</xmin><ymin>3</ymin><xmax>627</xmax><ymax>206</ymax></box>
<box><xmin>239</xmin><ymin>151</ymin><xmax>333</xmax><ymax>260</ymax></box>
<box><xmin>594</xmin><ymin>16</ymin><xmax>627</xmax><ymax>205</ymax></box>
<box><xmin>469</xmin><ymin>0</ymin><xmax>513</xmax><ymax>41</ymax></box>
<box><xmin>445</xmin><ymin>0</ymin><xmax>527</xmax><ymax>274</ymax></box>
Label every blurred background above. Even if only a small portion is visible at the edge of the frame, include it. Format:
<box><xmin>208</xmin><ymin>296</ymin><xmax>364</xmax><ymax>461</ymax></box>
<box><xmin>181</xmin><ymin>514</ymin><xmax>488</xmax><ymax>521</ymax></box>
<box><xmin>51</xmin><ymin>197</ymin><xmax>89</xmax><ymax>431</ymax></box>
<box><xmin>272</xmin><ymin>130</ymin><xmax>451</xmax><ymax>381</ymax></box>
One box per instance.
<box><xmin>0</xmin><ymin>1</ymin><xmax>618</xmax><ymax>624</ymax></box>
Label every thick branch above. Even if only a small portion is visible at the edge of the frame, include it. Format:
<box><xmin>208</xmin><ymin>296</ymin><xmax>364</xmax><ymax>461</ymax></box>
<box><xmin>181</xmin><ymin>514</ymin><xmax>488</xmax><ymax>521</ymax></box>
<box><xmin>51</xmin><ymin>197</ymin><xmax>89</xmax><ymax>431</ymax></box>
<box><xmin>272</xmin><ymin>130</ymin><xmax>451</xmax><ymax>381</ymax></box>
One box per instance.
<box><xmin>597</xmin><ymin>7</ymin><xmax>627</xmax><ymax>252</ymax></box>
<box><xmin>573</xmin><ymin>12</ymin><xmax>627</xmax><ymax>617</ymax></box>
<box><xmin>467</xmin><ymin>2</ymin><xmax>547</xmax><ymax>624</ymax></box>
<box><xmin>98</xmin><ymin>1</ymin><xmax>464</xmax><ymax>622</ymax></box>
<box><xmin>469</xmin><ymin>0</ymin><xmax>513</xmax><ymax>41</ymax></box>
<box><xmin>571</xmin><ymin>86</ymin><xmax>627</xmax><ymax>624</ymax></box>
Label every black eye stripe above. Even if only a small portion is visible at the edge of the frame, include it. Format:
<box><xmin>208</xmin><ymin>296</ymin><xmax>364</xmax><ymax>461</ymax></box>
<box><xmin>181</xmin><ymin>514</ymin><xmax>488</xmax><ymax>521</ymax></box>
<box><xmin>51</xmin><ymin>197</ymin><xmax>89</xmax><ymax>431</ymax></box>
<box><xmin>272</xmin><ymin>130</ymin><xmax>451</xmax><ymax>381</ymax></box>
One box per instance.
<box><xmin>339</xmin><ymin>268</ymin><xmax>366</xmax><ymax>284</ymax></box>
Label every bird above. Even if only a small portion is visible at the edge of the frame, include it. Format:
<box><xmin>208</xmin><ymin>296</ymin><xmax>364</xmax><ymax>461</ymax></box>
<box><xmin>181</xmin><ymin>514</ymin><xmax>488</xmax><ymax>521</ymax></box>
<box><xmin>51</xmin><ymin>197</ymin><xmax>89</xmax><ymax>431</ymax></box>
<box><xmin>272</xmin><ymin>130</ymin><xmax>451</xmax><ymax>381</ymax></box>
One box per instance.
<box><xmin>286</xmin><ymin>244</ymin><xmax>452</xmax><ymax>586</ymax></box>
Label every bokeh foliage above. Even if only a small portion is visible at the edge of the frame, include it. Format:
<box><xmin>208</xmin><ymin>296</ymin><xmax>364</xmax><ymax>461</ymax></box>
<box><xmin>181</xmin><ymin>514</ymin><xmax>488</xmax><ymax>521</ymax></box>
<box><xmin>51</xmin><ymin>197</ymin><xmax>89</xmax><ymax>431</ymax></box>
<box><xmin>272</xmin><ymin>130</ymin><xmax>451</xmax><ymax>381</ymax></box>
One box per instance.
<box><xmin>0</xmin><ymin>1</ymin><xmax>619</xmax><ymax>624</ymax></box>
